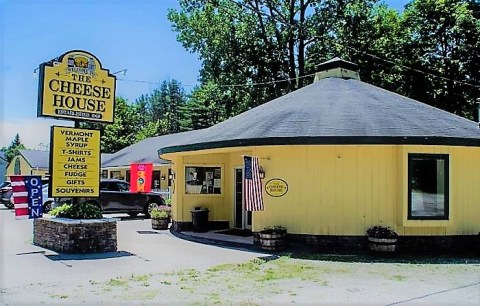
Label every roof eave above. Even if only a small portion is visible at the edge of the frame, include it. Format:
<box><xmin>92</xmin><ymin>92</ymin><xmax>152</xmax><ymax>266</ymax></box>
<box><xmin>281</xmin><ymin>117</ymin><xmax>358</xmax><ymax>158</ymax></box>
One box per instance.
<box><xmin>158</xmin><ymin>136</ymin><xmax>480</xmax><ymax>156</ymax></box>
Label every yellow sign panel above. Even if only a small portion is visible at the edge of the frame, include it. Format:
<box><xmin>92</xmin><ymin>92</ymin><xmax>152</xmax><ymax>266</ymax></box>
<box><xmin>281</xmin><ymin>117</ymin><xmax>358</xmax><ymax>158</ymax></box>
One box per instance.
<box><xmin>50</xmin><ymin>126</ymin><xmax>100</xmax><ymax>197</ymax></box>
<box><xmin>38</xmin><ymin>50</ymin><xmax>116</xmax><ymax>123</ymax></box>
<box><xmin>265</xmin><ymin>178</ymin><xmax>288</xmax><ymax>197</ymax></box>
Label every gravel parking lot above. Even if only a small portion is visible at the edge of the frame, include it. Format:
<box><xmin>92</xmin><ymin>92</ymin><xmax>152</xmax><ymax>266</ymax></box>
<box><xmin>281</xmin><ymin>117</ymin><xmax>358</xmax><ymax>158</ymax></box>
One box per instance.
<box><xmin>1</xmin><ymin>207</ymin><xmax>479</xmax><ymax>305</ymax></box>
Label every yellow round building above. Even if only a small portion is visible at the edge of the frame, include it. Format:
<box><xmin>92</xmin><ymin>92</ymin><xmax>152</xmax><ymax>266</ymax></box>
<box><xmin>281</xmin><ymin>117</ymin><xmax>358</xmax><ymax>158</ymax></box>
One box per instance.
<box><xmin>159</xmin><ymin>59</ymin><xmax>480</xmax><ymax>252</ymax></box>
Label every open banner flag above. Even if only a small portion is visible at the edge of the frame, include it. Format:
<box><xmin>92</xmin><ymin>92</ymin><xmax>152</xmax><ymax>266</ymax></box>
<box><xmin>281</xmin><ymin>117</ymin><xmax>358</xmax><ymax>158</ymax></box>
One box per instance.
<box><xmin>130</xmin><ymin>163</ymin><xmax>153</xmax><ymax>192</ymax></box>
<box><xmin>11</xmin><ymin>175</ymin><xmax>43</xmax><ymax>220</ymax></box>
<box><xmin>243</xmin><ymin>156</ymin><xmax>264</xmax><ymax>211</ymax></box>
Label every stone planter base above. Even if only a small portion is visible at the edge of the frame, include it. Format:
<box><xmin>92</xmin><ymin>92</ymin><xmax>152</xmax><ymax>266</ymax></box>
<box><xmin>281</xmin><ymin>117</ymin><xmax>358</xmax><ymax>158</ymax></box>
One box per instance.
<box><xmin>259</xmin><ymin>232</ymin><xmax>287</xmax><ymax>251</ymax></box>
<box><xmin>33</xmin><ymin>217</ymin><xmax>117</xmax><ymax>253</ymax></box>
<box><xmin>368</xmin><ymin>237</ymin><xmax>398</xmax><ymax>252</ymax></box>
<box><xmin>152</xmin><ymin>218</ymin><xmax>169</xmax><ymax>230</ymax></box>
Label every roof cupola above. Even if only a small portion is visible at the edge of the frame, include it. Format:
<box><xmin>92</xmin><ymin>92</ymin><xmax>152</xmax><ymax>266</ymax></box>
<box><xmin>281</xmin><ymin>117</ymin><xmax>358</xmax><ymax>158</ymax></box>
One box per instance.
<box><xmin>314</xmin><ymin>57</ymin><xmax>360</xmax><ymax>82</ymax></box>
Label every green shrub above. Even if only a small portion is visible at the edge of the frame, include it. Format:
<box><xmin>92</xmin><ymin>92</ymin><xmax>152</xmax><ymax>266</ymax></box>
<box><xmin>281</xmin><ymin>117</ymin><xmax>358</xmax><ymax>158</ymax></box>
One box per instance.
<box><xmin>50</xmin><ymin>202</ymin><xmax>103</xmax><ymax>219</ymax></box>
<box><xmin>150</xmin><ymin>208</ymin><xmax>169</xmax><ymax>219</ymax></box>
<box><xmin>165</xmin><ymin>198</ymin><xmax>172</xmax><ymax>206</ymax></box>
<box><xmin>366</xmin><ymin>225</ymin><xmax>398</xmax><ymax>239</ymax></box>
<box><xmin>260</xmin><ymin>226</ymin><xmax>287</xmax><ymax>235</ymax></box>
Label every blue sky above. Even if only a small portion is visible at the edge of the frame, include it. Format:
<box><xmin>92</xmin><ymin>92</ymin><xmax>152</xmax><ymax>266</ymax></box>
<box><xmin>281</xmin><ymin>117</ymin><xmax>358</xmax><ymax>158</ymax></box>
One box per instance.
<box><xmin>1</xmin><ymin>0</ymin><xmax>409</xmax><ymax>149</ymax></box>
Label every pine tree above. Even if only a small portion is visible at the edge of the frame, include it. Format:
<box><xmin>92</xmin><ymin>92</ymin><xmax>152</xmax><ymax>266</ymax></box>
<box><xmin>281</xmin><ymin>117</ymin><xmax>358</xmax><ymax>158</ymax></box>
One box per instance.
<box><xmin>1</xmin><ymin>133</ymin><xmax>27</xmax><ymax>163</ymax></box>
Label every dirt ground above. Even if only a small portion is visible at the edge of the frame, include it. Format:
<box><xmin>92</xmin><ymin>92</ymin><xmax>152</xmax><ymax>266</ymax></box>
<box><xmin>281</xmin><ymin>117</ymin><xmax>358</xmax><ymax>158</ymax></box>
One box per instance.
<box><xmin>1</xmin><ymin>208</ymin><xmax>479</xmax><ymax>305</ymax></box>
<box><xmin>3</xmin><ymin>255</ymin><xmax>480</xmax><ymax>305</ymax></box>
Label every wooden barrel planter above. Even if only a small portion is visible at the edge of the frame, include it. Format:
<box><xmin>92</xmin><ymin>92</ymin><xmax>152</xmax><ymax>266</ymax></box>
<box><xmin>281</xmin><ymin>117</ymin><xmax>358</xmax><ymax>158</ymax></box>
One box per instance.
<box><xmin>259</xmin><ymin>228</ymin><xmax>287</xmax><ymax>251</ymax></box>
<box><xmin>368</xmin><ymin>237</ymin><xmax>398</xmax><ymax>252</ymax></box>
<box><xmin>152</xmin><ymin>218</ymin><xmax>169</xmax><ymax>230</ymax></box>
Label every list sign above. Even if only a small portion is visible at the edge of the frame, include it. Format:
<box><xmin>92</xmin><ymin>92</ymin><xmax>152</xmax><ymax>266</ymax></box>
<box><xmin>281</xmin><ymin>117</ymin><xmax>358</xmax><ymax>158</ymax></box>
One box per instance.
<box><xmin>50</xmin><ymin>126</ymin><xmax>100</xmax><ymax>197</ymax></box>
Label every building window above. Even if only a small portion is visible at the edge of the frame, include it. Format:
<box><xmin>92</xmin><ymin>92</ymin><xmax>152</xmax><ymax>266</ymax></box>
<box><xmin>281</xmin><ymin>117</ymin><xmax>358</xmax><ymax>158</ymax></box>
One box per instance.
<box><xmin>408</xmin><ymin>154</ymin><xmax>449</xmax><ymax>220</ymax></box>
<box><xmin>14</xmin><ymin>158</ymin><xmax>21</xmax><ymax>175</ymax></box>
<box><xmin>185</xmin><ymin>166</ymin><xmax>221</xmax><ymax>194</ymax></box>
<box><xmin>152</xmin><ymin>170</ymin><xmax>160</xmax><ymax>190</ymax></box>
<box><xmin>110</xmin><ymin>171</ymin><xmax>123</xmax><ymax>180</ymax></box>
<box><xmin>101</xmin><ymin>170</ymin><xmax>108</xmax><ymax>179</ymax></box>
<box><xmin>126</xmin><ymin>170</ymin><xmax>131</xmax><ymax>184</ymax></box>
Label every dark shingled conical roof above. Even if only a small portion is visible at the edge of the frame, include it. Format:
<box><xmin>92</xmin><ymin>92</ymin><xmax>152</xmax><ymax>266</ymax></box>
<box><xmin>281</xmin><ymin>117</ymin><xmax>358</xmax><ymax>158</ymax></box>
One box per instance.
<box><xmin>159</xmin><ymin>61</ymin><xmax>480</xmax><ymax>155</ymax></box>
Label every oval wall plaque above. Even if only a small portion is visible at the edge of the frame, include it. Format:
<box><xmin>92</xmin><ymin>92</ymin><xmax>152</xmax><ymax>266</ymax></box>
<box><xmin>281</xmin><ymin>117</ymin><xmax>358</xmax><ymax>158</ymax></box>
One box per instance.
<box><xmin>265</xmin><ymin>178</ymin><xmax>288</xmax><ymax>197</ymax></box>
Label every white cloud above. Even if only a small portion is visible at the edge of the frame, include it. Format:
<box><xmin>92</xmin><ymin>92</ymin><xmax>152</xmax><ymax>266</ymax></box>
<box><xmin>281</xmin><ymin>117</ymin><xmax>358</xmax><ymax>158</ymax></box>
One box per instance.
<box><xmin>1</xmin><ymin>118</ymin><xmax>74</xmax><ymax>149</ymax></box>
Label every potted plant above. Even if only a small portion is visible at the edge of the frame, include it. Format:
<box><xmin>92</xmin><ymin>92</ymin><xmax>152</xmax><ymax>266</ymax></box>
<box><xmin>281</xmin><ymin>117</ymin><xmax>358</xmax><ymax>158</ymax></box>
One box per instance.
<box><xmin>258</xmin><ymin>226</ymin><xmax>287</xmax><ymax>251</ymax></box>
<box><xmin>366</xmin><ymin>225</ymin><xmax>398</xmax><ymax>252</ymax></box>
<box><xmin>151</xmin><ymin>208</ymin><xmax>170</xmax><ymax>230</ymax></box>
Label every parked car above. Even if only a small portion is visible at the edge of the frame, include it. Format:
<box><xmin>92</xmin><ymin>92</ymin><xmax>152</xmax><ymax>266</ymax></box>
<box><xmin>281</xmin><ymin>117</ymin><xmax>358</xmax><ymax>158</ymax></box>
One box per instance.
<box><xmin>42</xmin><ymin>184</ymin><xmax>55</xmax><ymax>213</ymax></box>
<box><xmin>56</xmin><ymin>179</ymin><xmax>165</xmax><ymax>218</ymax></box>
<box><xmin>0</xmin><ymin>181</ymin><xmax>13</xmax><ymax>209</ymax></box>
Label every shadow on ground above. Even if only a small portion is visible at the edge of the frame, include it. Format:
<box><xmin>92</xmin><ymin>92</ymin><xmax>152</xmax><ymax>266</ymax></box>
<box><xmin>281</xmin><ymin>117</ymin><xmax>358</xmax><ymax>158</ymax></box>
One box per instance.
<box><xmin>45</xmin><ymin>251</ymin><xmax>134</xmax><ymax>261</ymax></box>
<box><xmin>284</xmin><ymin>250</ymin><xmax>480</xmax><ymax>264</ymax></box>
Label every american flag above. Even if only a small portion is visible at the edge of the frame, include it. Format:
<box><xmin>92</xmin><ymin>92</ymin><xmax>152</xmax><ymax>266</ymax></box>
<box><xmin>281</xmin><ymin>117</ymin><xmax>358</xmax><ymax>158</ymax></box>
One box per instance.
<box><xmin>243</xmin><ymin>156</ymin><xmax>264</xmax><ymax>211</ymax></box>
<box><xmin>11</xmin><ymin>176</ymin><xmax>43</xmax><ymax>220</ymax></box>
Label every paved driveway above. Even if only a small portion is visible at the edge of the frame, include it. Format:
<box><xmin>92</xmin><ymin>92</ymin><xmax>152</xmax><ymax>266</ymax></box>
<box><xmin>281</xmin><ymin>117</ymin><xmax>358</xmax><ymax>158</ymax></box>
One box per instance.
<box><xmin>1</xmin><ymin>207</ymin><xmax>479</xmax><ymax>305</ymax></box>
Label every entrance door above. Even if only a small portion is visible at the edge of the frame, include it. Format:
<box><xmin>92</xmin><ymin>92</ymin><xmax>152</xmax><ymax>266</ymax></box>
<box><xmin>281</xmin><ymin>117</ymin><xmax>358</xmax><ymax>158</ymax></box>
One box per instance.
<box><xmin>234</xmin><ymin>168</ymin><xmax>251</xmax><ymax>229</ymax></box>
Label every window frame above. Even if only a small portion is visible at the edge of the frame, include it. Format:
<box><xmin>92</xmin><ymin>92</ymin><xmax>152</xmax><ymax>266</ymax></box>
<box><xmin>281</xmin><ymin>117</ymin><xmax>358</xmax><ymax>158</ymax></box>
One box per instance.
<box><xmin>407</xmin><ymin>153</ymin><xmax>449</xmax><ymax>220</ymax></box>
<box><xmin>184</xmin><ymin>165</ymin><xmax>223</xmax><ymax>195</ymax></box>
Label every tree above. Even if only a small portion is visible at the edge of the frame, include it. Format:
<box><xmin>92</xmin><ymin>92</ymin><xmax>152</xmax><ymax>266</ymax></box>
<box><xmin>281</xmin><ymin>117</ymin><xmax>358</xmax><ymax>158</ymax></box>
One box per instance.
<box><xmin>165</xmin><ymin>79</ymin><xmax>188</xmax><ymax>133</ymax></box>
<box><xmin>168</xmin><ymin>0</ymin><xmax>319</xmax><ymax>115</ymax></box>
<box><xmin>184</xmin><ymin>82</ymin><xmax>226</xmax><ymax>130</ymax></box>
<box><xmin>306</xmin><ymin>0</ymin><xmax>405</xmax><ymax>91</ymax></box>
<box><xmin>169</xmin><ymin>0</ymin><xmax>479</xmax><ymax>121</ymax></box>
<box><xmin>1</xmin><ymin>134</ymin><xmax>26</xmax><ymax>163</ymax></box>
<box><xmin>133</xmin><ymin>79</ymin><xmax>188</xmax><ymax>134</ymax></box>
<box><xmin>81</xmin><ymin>97</ymin><xmax>143</xmax><ymax>153</ymax></box>
<box><xmin>135</xmin><ymin>120</ymin><xmax>168</xmax><ymax>142</ymax></box>
<box><xmin>100</xmin><ymin>97</ymin><xmax>142</xmax><ymax>153</ymax></box>
<box><xmin>399</xmin><ymin>0</ymin><xmax>480</xmax><ymax>119</ymax></box>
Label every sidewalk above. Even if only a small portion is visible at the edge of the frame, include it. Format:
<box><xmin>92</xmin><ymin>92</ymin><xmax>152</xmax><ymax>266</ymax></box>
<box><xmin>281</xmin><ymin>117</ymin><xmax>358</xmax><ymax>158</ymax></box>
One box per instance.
<box><xmin>172</xmin><ymin>229</ymin><xmax>255</xmax><ymax>250</ymax></box>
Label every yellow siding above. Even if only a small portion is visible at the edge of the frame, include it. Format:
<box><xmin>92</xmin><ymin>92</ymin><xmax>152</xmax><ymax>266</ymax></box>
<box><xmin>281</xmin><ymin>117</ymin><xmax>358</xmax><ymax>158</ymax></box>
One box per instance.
<box><xmin>6</xmin><ymin>155</ymin><xmax>49</xmax><ymax>179</ymax></box>
<box><xmin>168</xmin><ymin>144</ymin><xmax>480</xmax><ymax>236</ymax></box>
<box><xmin>252</xmin><ymin>145</ymin><xmax>400</xmax><ymax>235</ymax></box>
<box><xmin>179</xmin><ymin>153</ymin><xmax>230</xmax><ymax>223</ymax></box>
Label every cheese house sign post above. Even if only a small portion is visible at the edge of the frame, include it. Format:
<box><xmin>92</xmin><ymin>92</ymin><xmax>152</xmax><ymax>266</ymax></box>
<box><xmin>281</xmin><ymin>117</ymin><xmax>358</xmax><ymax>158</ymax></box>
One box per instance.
<box><xmin>37</xmin><ymin>50</ymin><xmax>116</xmax><ymax>123</ymax></box>
<box><xmin>37</xmin><ymin>50</ymin><xmax>116</xmax><ymax>198</ymax></box>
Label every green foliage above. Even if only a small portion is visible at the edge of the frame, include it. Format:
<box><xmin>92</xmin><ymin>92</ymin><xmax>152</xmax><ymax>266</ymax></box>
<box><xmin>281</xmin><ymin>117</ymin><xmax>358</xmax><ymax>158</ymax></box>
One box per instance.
<box><xmin>50</xmin><ymin>202</ymin><xmax>103</xmax><ymax>219</ymax></box>
<box><xmin>169</xmin><ymin>0</ymin><xmax>480</xmax><ymax>122</ymax></box>
<box><xmin>165</xmin><ymin>198</ymin><xmax>172</xmax><ymax>206</ymax></box>
<box><xmin>398</xmin><ymin>0</ymin><xmax>480</xmax><ymax>119</ymax></box>
<box><xmin>150</xmin><ymin>208</ymin><xmax>169</xmax><ymax>219</ymax></box>
<box><xmin>1</xmin><ymin>133</ymin><xmax>27</xmax><ymax>163</ymax></box>
<box><xmin>261</xmin><ymin>226</ymin><xmax>287</xmax><ymax>235</ymax></box>
<box><xmin>134</xmin><ymin>79</ymin><xmax>189</xmax><ymax>134</ymax></box>
<box><xmin>184</xmin><ymin>82</ymin><xmax>226</xmax><ymax>129</ymax></box>
<box><xmin>366</xmin><ymin>225</ymin><xmax>398</xmax><ymax>239</ymax></box>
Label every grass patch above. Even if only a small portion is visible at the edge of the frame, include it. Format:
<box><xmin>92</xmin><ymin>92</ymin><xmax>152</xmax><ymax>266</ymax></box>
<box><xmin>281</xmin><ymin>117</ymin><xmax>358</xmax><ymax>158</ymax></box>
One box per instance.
<box><xmin>130</xmin><ymin>274</ymin><xmax>150</xmax><ymax>282</ymax></box>
<box><xmin>392</xmin><ymin>275</ymin><xmax>407</xmax><ymax>281</ymax></box>
<box><xmin>49</xmin><ymin>294</ymin><xmax>68</xmax><ymax>299</ymax></box>
<box><xmin>106</xmin><ymin>277</ymin><xmax>129</xmax><ymax>287</ymax></box>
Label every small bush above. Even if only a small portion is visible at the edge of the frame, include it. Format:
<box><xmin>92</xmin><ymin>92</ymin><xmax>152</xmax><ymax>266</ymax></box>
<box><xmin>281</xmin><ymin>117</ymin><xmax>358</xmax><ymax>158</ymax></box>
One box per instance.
<box><xmin>366</xmin><ymin>225</ymin><xmax>398</xmax><ymax>239</ymax></box>
<box><xmin>260</xmin><ymin>226</ymin><xmax>287</xmax><ymax>235</ymax></box>
<box><xmin>50</xmin><ymin>202</ymin><xmax>103</xmax><ymax>219</ymax></box>
<box><xmin>165</xmin><ymin>198</ymin><xmax>172</xmax><ymax>206</ymax></box>
<box><xmin>150</xmin><ymin>208</ymin><xmax>169</xmax><ymax>219</ymax></box>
